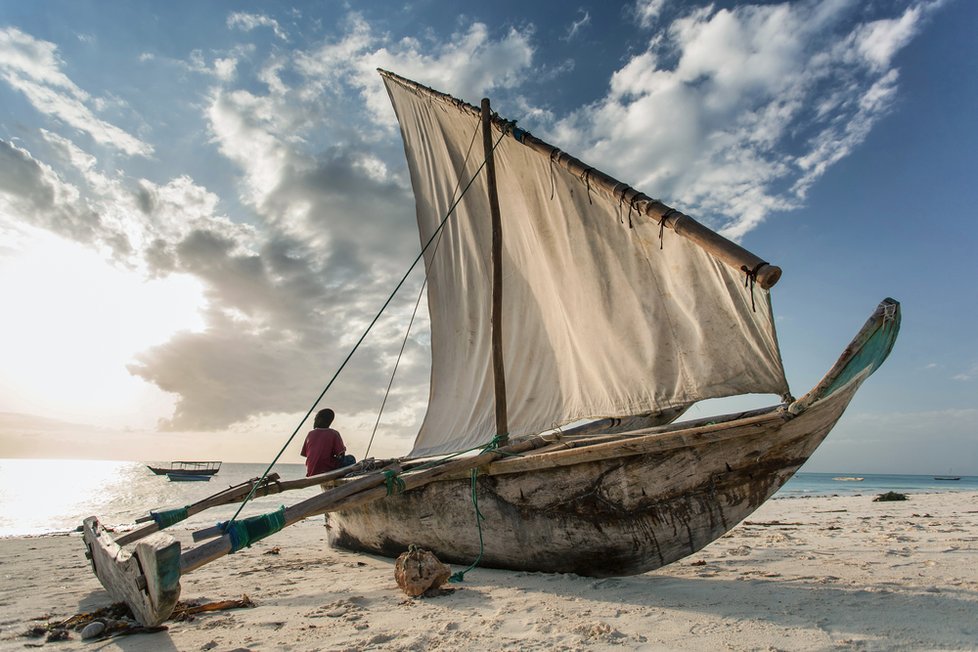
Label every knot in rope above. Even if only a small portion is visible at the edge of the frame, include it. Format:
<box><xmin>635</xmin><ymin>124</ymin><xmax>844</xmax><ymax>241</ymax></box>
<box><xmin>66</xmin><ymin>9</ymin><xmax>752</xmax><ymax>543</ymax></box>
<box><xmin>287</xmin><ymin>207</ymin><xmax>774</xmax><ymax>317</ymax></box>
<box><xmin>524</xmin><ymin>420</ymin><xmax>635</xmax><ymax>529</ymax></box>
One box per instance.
<box><xmin>482</xmin><ymin>434</ymin><xmax>505</xmax><ymax>452</ymax></box>
<box><xmin>658</xmin><ymin>208</ymin><xmax>679</xmax><ymax>249</ymax></box>
<box><xmin>549</xmin><ymin>150</ymin><xmax>562</xmax><ymax>200</ymax></box>
<box><xmin>150</xmin><ymin>506</ymin><xmax>189</xmax><ymax>530</ymax></box>
<box><xmin>220</xmin><ymin>506</ymin><xmax>286</xmax><ymax>553</ymax></box>
<box><xmin>384</xmin><ymin>469</ymin><xmax>406</xmax><ymax>496</ymax></box>
<box><xmin>580</xmin><ymin>167</ymin><xmax>594</xmax><ymax>204</ymax></box>
<box><xmin>740</xmin><ymin>262</ymin><xmax>768</xmax><ymax>312</ymax></box>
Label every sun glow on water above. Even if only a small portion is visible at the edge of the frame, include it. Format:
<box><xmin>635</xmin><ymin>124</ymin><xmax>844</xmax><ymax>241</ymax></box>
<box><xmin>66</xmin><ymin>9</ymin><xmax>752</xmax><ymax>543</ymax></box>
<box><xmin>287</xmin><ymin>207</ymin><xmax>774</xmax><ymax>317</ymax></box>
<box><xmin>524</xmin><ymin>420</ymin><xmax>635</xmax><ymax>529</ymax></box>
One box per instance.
<box><xmin>0</xmin><ymin>459</ymin><xmax>133</xmax><ymax>536</ymax></box>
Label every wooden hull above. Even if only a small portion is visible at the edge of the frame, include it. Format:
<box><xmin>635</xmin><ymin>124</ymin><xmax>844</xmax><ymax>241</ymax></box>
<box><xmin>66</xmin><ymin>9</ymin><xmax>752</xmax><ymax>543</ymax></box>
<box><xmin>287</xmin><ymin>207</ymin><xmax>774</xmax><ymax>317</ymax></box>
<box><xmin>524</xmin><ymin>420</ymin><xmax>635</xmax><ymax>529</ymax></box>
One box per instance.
<box><xmin>327</xmin><ymin>387</ymin><xmax>849</xmax><ymax>576</ymax></box>
<box><xmin>167</xmin><ymin>473</ymin><xmax>212</xmax><ymax>482</ymax></box>
<box><xmin>328</xmin><ymin>300</ymin><xmax>900</xmax><ymax>576</ymax></box>
<box><xmin>147</xmin><ymin>463</ymin><xmax>221</xmax><ymax>476</ymax></box>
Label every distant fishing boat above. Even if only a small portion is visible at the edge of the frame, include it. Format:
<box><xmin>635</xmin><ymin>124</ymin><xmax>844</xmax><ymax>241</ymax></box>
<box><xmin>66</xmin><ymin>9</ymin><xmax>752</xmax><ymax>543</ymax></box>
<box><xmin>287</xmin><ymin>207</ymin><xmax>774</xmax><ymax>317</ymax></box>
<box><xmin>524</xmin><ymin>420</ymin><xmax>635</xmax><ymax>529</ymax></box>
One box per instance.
<box><xmin>146</xmin><ymin>461</ymin><xmax>222</xmax><ymax>477</ymax></box>
<box><xmin>833</xmin><ymin>476</ymin><xmax>865</xmax><ymax>482</ymax></box>
<box><xmin>933</xmin><ymin>475</ymin><xmax>961</xmax><ymax>481</ymax></box>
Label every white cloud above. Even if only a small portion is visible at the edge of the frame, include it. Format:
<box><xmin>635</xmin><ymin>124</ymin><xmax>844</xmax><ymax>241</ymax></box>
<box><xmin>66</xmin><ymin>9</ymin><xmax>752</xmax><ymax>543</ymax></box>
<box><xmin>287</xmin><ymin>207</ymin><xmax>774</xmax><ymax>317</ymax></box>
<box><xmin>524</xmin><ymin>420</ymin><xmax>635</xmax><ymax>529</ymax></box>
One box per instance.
<box><xmin>634</xmin><ymin>0</ymin><xmax>668</xmax><ymax>28</ymax></box>
<box><xmin>564</xmin><ymin>10</ymin><xmax>592</xmax><ymax>41</ymax></box>
<box><xmin>293</xmin><ymin>15</ymin><xmax>535</xmax><ymax>128</ymax></box>
<box><xmin>547</xmin><ymin>1</ymin><xmax>938</xmax><ymax>238</ymax></box>
<box><xmin>0</xmin><ymin>27</ymin><xmax>152</xmax><ymax>157</ymax></box>
<box><xmin>952</xmin><ymin>362</ymin><xmax>978</xmax><ymax>382</ymax></box>
<box><xmin>854</xmin><ymin>3</ymin><xmax>934</xmax><ymax>70</ymax></box>
<box><xmin>227</xmin><ymin>11</ymin><xmax>288</xmax><ymax>41</ymax></box>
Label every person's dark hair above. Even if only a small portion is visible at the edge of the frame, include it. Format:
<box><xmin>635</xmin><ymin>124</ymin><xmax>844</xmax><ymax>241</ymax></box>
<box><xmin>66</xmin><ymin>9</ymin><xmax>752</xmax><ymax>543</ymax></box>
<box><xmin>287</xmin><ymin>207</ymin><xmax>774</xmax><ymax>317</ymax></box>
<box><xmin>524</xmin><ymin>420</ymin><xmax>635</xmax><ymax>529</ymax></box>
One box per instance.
<box><xmin>314</xmin><ymin>408</ymin><xmax>335</xmax><ymax>429</ymax></box>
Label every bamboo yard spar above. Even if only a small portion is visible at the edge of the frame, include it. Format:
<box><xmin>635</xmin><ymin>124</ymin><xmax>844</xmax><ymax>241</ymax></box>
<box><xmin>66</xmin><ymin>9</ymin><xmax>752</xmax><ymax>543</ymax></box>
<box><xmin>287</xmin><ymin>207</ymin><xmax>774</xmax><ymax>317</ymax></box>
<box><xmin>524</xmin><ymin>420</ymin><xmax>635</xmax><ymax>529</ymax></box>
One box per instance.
<box><xmin>82</xmin><ymin>70</ymin><xmax>900</xmax><ymax>626</ymax></box>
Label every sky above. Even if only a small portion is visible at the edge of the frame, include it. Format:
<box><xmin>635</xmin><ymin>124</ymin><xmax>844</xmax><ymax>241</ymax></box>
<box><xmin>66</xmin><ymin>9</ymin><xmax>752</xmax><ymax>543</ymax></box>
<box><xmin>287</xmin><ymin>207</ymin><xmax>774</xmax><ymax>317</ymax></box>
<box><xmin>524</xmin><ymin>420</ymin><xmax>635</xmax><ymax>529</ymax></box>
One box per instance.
<box><xmin>0</xmin><ymin>0</ymin><xmax>975</xmax><ymax>474</ymax></box>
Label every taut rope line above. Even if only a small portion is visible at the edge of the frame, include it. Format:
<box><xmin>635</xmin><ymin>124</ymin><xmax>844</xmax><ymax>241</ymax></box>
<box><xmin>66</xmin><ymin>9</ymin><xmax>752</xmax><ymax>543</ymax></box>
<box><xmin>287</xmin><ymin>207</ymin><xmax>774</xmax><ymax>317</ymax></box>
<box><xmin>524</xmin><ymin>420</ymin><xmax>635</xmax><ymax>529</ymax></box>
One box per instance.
<box><xmin>224</xmin><ymin>128</ymin><xmax>512</xmax><ymax>528</ymax></box>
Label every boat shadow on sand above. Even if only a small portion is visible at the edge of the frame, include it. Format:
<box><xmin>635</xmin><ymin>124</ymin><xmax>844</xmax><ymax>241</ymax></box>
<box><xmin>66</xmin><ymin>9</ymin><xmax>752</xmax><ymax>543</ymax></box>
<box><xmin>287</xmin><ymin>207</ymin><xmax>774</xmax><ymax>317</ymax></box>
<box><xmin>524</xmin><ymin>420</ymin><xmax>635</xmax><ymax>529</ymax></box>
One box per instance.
<box><xmin>69</xmin><ymin>547</ymin><xmax>975</xmax><ymax>648</ymax></box>
<box><xmin>485</xmin><ymin>570</ymin><xmax>977</xmax><ymax>646</ymax></box>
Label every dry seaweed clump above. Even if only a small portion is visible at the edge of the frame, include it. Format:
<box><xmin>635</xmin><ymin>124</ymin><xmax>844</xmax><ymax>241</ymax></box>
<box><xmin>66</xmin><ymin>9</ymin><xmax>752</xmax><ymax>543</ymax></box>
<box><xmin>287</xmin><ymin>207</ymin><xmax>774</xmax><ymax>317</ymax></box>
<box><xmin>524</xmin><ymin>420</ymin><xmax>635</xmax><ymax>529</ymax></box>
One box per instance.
<box><xmin>874</xmin><ymin>491</ymin><xmax>908</xmax><ymax>502</ymax></box>
<box><xmin>20</xmin><ymin>603</ymin><xmax>166</xmax><ymax>643</ymax></box>
<box><xmin>19</xmin><ymin>596</ymin><xmax>256</xmax><ymax>644</ymax></box>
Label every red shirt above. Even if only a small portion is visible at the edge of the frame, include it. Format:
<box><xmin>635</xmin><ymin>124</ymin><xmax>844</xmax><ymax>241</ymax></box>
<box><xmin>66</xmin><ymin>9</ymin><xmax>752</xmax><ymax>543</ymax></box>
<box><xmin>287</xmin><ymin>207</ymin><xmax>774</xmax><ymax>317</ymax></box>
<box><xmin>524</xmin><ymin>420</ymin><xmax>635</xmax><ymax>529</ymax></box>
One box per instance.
<box><xmin>301</xmin><ymin>428</ymin><xmax>346</xmax><ymax>476</ymax></box>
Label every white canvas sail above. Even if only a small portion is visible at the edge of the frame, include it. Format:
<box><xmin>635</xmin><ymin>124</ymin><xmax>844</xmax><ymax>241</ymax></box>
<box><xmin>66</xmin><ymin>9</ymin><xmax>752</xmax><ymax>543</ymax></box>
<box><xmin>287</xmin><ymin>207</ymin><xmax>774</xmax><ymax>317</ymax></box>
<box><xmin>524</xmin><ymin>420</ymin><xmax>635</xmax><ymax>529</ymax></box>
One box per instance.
<box><xmin>382</xmin><ymin>73</ymin><xmax>789</xmax><ymax>458</ymax></box>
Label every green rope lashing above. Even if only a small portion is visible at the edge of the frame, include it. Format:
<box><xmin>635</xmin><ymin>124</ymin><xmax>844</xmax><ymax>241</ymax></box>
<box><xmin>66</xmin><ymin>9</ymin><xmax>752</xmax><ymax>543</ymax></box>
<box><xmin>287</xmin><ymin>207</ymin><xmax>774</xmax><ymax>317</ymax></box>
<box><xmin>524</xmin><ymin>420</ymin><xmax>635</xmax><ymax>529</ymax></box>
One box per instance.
<box><xmin>219</xmin><ymin>506</ymin><xmax>286</xmax><ymax>553</ymax></box>
<box><xmin>448</xmin><ymin>434</ymin><xmax>504</xmax><ymax>582</ymax></box>
<box><xmin>449</xmin><ymin>467</ymin><xmax>485</xmax><ymax>583</ymax></box>
<box><xmin>384</xmin><ymin>470</ymin><xmax>406</xmax><ymax>496</ymax></box>
<box><xmin>150</xmin><ymin>507</ymin><xmax>189</xmax><ymax>529</ymax></box>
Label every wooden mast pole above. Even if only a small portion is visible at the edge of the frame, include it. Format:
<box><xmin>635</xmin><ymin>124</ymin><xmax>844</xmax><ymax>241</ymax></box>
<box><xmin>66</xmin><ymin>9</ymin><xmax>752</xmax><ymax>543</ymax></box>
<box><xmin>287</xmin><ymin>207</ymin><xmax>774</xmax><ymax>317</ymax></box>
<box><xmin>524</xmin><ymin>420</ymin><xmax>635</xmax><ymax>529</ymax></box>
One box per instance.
<box><xmin>482</xmin><ymin>97</ymin><xmax>509</xmax><ymax>442</ymax></box>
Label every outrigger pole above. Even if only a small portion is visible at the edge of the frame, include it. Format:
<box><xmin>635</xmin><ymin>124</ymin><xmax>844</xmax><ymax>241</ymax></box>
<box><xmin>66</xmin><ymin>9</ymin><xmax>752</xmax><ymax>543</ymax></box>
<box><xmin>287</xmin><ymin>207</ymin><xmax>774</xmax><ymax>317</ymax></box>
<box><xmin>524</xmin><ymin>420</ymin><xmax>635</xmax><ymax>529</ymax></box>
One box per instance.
<box><xmin>82</xmin><ymin>437</ymin><xmax>554</xmax><ymax>626</ymax></box>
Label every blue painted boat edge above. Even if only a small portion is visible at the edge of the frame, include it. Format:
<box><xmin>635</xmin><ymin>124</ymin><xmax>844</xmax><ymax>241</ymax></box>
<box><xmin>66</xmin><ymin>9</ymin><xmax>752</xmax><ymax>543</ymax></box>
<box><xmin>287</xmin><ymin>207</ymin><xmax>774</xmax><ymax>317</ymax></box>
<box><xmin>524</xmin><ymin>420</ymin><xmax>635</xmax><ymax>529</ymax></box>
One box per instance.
<box><xmin>789</xmin><ymin>298</ymin><xmax>901</xmax><ymax>414</ymax></box>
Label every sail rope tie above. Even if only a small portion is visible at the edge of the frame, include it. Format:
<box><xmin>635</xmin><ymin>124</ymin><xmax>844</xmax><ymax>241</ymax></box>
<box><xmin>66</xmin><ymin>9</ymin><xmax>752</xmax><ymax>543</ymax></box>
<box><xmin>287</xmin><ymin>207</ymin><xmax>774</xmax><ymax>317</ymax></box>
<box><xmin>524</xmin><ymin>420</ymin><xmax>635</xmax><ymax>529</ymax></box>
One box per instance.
<box><xmin>658</xmin><ymin>208</ymin><xmax>679</xmax><ymax>249</ymax></box>
<box><xmin>549</xmin><ymin>150</ymin><xmax>561</xmax><ymax>200</ymax></box>
<box><xmin>150</xmin><ymin>506</ymin><xmax>190</xmax><ymax>529</ymax></box>
<box><xmin>740</xmin><ymin>261</ymin><xmax>768</xmax><ymax>312</ymax></box>
<box><xmin>383</xmin><ymin>470</ymin><xmax>406</xmax><ymax>496</ymax></box>
<box><xmin>627</xmin><ymin>198</ymin><xmax>638</xmax><ymax>229</ymax></box>
<box><xmin>218</xmin><ymin>506</ymin><xmax>286</xmax><ymax>553</ymax></box>
<box><xmin>581</xmin><ymin>167</ymin><xmax>594</xmax><ymax>204</ymax></box>
<box><xmin>365</xmin><ymin>118</ymin><xmax>481</xmax><ymax>459</ymax></box>
<box><xmin>222</xmin><ymin>129</ymin><xmax>511</xmax><ymax>529</ymax></box>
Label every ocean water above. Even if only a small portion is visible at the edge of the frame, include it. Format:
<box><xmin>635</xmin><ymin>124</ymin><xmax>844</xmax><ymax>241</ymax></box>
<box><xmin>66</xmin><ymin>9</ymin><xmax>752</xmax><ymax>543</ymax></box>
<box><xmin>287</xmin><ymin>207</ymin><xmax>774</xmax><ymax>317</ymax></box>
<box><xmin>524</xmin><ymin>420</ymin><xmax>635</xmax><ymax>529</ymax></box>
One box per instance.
<box><xmin>0</xmin><ymin>459</ymin><xmax>318</xmax><ymax>538</ymax></box>
<box><xmin>773</xmin><ymin>472</ymin><xmax>978</xmax><ymax>498</ymax></box>
<box><xmin>0</xmin><ymin>459</ymin><xmax>975</xmax><ymax>537</ymax></box>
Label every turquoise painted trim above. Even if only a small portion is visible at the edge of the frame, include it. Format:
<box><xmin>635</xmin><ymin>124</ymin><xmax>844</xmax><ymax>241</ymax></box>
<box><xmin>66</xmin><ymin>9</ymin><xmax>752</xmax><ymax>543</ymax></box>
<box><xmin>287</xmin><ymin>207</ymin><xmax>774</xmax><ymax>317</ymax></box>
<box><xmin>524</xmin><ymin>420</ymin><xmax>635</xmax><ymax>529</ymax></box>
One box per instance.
<box><xmin>823</xmin><ymin>309</ymin><xmax>900</xmax><ymax>398</ymax></box>
<box><xmin>157</xmin><ymin>540</ymin><xmax>182</xmax><ymax>594</ymax></box>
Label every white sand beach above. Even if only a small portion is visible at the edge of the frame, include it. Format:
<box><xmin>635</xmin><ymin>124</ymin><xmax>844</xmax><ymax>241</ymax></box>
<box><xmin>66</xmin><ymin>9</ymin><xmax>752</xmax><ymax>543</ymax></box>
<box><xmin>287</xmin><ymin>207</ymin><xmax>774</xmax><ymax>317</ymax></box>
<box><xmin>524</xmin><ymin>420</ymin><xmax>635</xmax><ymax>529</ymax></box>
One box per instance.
<box><xmin>1</xmin><ymin>491</ymin><xmax>975</xmax><ymax>651</ymax></box>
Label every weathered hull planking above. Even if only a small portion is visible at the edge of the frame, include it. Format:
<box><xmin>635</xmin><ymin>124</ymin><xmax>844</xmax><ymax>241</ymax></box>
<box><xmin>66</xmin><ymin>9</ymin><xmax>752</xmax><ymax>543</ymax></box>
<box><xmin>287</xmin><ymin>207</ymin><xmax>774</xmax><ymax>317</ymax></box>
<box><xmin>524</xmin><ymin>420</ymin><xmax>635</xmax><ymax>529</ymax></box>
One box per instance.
<box><xmin>327</xmin><ymin>384</ymin><xmax>855</xmax><ymax>576</ymax></box>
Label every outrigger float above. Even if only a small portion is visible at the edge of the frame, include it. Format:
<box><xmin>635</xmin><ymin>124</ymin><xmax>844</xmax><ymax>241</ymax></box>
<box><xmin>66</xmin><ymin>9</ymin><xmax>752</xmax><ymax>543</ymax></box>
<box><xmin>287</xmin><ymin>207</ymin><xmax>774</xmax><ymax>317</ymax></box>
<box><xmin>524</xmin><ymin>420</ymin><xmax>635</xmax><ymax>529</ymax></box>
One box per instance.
<box><xmin>82</xmin><ymin>70</ymin><xmax>899</xmax><ymax>626</ymax></box>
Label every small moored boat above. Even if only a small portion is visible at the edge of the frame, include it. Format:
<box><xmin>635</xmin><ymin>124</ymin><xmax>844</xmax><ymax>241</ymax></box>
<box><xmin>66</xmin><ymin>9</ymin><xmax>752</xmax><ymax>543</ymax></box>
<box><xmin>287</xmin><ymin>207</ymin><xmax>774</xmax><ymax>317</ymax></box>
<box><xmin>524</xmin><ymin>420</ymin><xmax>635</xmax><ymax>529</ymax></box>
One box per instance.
<box><xmin>147</xmin><ymin>461</ymin><xmax>222</xmax><ymax>477</ymax></box>
<box><xmin>166</xmin><ymin>472</ymin><xmax>214</xmax><ymax>482</ymax></box>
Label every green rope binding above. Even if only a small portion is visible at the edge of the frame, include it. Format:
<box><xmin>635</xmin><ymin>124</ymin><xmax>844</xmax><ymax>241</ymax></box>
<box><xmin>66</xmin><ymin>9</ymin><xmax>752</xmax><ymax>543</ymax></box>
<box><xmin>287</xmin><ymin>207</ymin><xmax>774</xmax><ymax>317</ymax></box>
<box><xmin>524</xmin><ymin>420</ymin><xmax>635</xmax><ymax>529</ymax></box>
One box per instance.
<box><xmin>150</xmin><ymin>506</ymin><xmax>189</xmax><ymax>529</ymax></box>
<box><xmin>449</xmin><ymin>467</ymin><xmax>485</xmax><ymax>583</ymax></box>
<box><xmin>219</xmin><ymin>506</ymin><xmax>287</xmax><ymax>553</ymax></box>
<box><xmin>448</xmin><ymin>435</ymin><xmax>505</xmax><ymax>583</ymax></box>
<box><xmin>384</xmin><ymin>470</ymin><xmax>406</xmax><ymax>496</ymax></box>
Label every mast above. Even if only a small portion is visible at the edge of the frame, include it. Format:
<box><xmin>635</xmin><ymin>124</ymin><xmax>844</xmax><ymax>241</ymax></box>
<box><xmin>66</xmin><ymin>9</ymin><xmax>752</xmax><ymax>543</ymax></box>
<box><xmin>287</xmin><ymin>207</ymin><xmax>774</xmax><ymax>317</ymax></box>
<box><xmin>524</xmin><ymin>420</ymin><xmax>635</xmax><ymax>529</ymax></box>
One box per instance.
<box><xmin>482</xmin><ymin>97</ymin><xmax>509</xmax><ymax>442</ymax></box>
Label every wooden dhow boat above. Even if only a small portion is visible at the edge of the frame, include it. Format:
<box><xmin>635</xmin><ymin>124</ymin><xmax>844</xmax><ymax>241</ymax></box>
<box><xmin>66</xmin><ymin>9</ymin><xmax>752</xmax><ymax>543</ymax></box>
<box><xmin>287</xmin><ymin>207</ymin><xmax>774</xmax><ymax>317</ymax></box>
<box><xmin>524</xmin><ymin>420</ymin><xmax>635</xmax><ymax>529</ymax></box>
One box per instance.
<box><xmin>146</xmin><ymin>460</ymin><xmax>222</xmax><ymax>477</ymax></box>
<box><xmin>81</xmin><ymin>70</ymin><xmax>899</xmax><ymax>625</ymax></box>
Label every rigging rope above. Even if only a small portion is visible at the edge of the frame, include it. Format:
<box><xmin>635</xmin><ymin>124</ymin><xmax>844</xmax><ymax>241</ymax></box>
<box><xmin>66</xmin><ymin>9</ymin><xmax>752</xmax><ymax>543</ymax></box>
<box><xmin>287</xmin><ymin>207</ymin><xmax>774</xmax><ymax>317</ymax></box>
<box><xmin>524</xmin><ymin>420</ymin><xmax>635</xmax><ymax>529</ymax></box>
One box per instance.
<box><xmin>448</xmin><ymin>435</ymin><xmax>502</xmax><ymax>583</ymax></box>
<box><xmin>222</xmin><ymin>126</ymin><xmax>512</xmax><ymax>530</ymax></box>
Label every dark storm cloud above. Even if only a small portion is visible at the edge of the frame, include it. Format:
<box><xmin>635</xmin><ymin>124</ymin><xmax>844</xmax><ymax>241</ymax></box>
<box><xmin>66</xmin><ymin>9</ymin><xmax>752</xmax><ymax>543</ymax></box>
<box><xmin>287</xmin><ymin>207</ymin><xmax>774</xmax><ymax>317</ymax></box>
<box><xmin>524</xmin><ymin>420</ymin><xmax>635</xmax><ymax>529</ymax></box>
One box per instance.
<box><xmin>0</xmin><ymin>139</ymin><xmax>105</xmax><ymax>244</ymax></box>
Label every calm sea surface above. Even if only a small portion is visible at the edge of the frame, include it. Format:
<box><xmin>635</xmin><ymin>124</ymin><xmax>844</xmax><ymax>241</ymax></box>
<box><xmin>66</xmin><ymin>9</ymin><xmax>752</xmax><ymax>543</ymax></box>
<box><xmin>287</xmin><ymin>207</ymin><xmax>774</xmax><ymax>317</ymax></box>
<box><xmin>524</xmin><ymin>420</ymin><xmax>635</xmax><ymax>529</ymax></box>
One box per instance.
<box><xmin>0</xmin><ymin>459</ymin><xmax>975</xmax><ymax>537</ymax></box>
